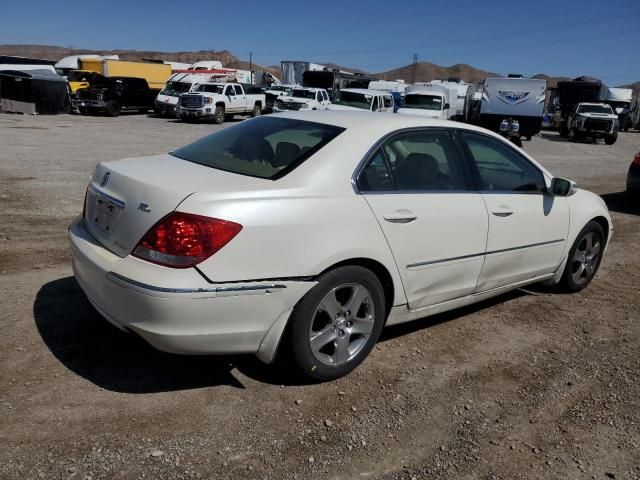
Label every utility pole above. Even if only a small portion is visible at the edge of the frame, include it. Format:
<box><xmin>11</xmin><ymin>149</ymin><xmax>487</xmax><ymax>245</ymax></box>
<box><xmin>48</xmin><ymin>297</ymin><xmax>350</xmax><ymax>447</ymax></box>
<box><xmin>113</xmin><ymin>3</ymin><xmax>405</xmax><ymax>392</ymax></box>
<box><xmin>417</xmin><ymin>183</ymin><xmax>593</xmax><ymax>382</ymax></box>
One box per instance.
<box><xmin>249</xmin><ymin>52</ymin><xmax>253</xmax><ymax>85</ymax></box>
<box><xmin>411</xmin><ymin>53</ymin><xmax>418</xmax><ymax>84</ymax></box>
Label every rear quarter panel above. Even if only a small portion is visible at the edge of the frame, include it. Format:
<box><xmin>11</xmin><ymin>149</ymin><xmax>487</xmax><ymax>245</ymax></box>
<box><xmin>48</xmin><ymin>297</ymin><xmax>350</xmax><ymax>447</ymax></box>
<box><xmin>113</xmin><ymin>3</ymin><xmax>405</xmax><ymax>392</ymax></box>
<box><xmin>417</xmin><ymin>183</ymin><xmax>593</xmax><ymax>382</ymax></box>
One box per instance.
<box><xmin>177</xmin><ymin>189</ymin><xmax>406</xmax><ymax>306</ymax></box>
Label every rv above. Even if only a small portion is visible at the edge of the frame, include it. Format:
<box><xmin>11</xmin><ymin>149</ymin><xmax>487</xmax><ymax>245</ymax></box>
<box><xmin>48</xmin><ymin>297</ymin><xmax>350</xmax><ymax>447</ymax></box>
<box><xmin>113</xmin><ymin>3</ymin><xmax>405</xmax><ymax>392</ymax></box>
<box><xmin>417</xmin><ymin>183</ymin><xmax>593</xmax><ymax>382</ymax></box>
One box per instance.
<box><xmin>0</xmin><ymin>55</ymin><xmax>56</xmax><ymax>75</ymax></box>
<box><xmin>475</xmin><ymin>77</ymin><xmax>546</xmax><ymax>140</ymax></box>
<box><xmin>603</xmin><ymin>87</ymin><xmax>633</xmax><ymax>131</ymax></box>
<box><xmin>281</xmin><ymin>61</ymin><xmax>325</xmax><ymax>86</ymax></box>
<box><xmin>429</xmin><ymin>78</ymin><xmax>476</xmax><ymax>121</ymax></box>
<box><xmin>397</xmin><ymin>84</ymin><xmax>456</xmax><ymax>120</ymax></box>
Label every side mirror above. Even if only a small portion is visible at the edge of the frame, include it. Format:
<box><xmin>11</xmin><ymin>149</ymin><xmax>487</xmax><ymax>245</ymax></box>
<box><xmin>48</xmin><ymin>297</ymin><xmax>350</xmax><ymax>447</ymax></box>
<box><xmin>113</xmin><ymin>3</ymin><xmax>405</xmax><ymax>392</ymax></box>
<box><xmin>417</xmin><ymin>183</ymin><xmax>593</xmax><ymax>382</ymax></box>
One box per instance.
<box><xmin>444</xmin><ymin>103</ymin><xmax>450</xmax><ymax>109</ymax></box>
<box><xmin>550</xmin><ymin>177</ymin><xmax>577</xmax><ymax>196</ymax></box>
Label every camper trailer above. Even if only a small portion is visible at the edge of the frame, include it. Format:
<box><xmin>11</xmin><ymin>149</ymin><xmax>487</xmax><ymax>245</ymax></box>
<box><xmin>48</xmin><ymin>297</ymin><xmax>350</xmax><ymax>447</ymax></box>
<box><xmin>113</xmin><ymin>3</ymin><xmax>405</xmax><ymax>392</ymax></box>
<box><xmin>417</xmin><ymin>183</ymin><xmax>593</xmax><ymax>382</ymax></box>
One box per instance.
<box><xmin>429</xmin><ymin>79</ymin><xmax>475</xmax><ymax>121</ymax></box>
<box><xmin>0</xmin><ymin>69</ymin><xmax>71</xmax><ymax>114</ymax></box>
<box><xmin>475</xmin><ymin>77</ymin><xmax>546</xmax><ymax>140</ymax></box>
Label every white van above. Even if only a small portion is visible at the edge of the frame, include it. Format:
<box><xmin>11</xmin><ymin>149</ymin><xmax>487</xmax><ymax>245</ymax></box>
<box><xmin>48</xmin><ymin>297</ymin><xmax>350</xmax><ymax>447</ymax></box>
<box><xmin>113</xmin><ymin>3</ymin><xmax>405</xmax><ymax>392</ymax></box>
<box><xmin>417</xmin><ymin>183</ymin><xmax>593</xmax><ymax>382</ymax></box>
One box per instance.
<box><xmin>398</xmin><ymin>84</ymin><xmax>456</xmax><ymax>120</ymax></box>
<box><xmin>327</xmin><ymin>88</ymin><xmax>394</xmax><ymax>113</ymax></box>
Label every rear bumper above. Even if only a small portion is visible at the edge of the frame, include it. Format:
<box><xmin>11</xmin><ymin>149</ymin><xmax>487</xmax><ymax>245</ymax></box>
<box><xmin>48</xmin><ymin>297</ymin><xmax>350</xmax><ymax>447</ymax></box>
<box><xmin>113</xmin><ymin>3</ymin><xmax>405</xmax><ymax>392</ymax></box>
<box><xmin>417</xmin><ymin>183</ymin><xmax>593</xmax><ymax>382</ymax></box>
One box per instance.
<box><xmin>68</xmin><ymin>216</ymin><xmax>315</xmax><ymax>359</ymax></box>
<box><xmin>627</xmin><ymin>163</ymin><xmax>640</xmax><ymax>192</ymax></box>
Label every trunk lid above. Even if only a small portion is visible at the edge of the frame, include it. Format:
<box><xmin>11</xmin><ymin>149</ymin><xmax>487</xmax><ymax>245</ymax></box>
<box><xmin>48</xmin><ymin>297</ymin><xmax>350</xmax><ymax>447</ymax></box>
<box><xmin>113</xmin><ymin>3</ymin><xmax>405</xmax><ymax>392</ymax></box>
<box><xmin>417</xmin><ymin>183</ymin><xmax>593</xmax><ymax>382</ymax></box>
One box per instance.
<box><xmin>84</xmin><ymin>153</ymin><xmax>263</xmax><ymax>257</ymax></box>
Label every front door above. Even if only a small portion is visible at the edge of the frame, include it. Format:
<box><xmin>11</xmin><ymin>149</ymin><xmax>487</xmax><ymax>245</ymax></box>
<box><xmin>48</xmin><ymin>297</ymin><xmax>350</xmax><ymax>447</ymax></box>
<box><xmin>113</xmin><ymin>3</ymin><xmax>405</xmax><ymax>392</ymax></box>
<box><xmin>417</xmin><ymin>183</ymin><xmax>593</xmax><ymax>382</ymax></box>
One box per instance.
<box><xmin>358</xmin><ymin>129</ymin><xmax>489</xmax><ymax>309</ymax></box>
<box><xmin>457</xmin><ymin>131</ymin><xmax>569</xmax><ymax>291</ymax></box>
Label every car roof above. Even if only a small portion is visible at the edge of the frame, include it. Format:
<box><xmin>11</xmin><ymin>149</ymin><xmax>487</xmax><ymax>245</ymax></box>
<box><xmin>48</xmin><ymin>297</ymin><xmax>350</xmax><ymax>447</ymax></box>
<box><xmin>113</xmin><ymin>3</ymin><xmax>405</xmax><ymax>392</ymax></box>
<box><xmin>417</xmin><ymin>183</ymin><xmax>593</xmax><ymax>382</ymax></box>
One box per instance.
<box><xmin>271</xmin><ymin>110</ymin><xmax>468</xmax><ymax>129</ymax></box>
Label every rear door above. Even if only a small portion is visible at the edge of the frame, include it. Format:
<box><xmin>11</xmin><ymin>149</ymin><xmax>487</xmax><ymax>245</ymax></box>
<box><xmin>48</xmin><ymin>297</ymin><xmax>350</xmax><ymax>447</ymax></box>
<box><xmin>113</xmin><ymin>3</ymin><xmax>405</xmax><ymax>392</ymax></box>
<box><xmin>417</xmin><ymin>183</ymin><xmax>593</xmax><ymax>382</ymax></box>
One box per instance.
<box><xmin>358</xmin><ymin>128</ymin><xmax>489</xmax><ymax>309</ymax></box>
<box><xmin>457</xmin><ymin>131</ymin><xmax>569</xmax><ymax>291</ymax></box>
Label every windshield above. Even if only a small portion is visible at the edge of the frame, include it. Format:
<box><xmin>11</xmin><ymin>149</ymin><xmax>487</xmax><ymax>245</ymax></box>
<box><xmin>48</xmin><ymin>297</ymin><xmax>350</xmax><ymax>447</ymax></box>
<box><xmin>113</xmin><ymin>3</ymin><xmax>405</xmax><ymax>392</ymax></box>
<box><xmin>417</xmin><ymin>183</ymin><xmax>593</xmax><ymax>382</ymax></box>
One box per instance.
<box><xmin>578</xmin><ymin>104</ymin><xmax>613</xmax><ymax>115</ymax></box>
<box><xmin>403</xmin><ymin>94</ymin><xmax>443</xmax><ymax>111</ymax></box>
<box><xmin>171</xmin><ymin>117</ymin><xmax>345</xmax><ymax>180</ymax></box>
<box><xmin>161</xmin><ymin>81</ymin><xmax>193</xmax><ymax>97</ymax></box>
<box><xmin>333</xmin><ymin>91</ymin><xmax>371</xmax><ymax>110</ymax></box>
<box><xmin>67</xmin><ymin>71</ymin><xmax>107</xmax><ymax>85</ymax></box>
<box><xmin>196</xmin><ymin>84</ymin><xmax>224</xmax><ymax>94</ymax></box>
<box><xmin>291</xmin><ymin>89</ymin><xmax>316</xmax><ymax>99</ymax></box>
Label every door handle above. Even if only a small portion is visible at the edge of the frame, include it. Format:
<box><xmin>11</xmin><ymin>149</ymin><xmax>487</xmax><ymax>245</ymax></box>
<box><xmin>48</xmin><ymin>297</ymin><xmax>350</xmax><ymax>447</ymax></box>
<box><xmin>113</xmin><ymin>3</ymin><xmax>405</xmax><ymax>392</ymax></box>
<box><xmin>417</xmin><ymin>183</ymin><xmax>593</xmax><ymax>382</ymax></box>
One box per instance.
<box><xmin>383</xmin><ymin>213</ymin><xmax>417</xmax><ymax>223</ymax></box>
<box><xmin>492</xmin><ymin>209</ymin><xmax>513</xmax><ymax>217</ymax></box>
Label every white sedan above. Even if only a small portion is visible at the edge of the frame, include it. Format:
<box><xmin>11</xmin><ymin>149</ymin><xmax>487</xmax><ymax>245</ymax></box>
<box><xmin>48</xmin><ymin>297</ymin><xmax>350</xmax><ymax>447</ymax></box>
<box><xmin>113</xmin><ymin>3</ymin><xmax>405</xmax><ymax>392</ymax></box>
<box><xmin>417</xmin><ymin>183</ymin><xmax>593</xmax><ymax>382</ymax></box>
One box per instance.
<box><xmin>69</xmin><ymin>112</ymin><xmax>612</xmax><ymax>381</ymax></box>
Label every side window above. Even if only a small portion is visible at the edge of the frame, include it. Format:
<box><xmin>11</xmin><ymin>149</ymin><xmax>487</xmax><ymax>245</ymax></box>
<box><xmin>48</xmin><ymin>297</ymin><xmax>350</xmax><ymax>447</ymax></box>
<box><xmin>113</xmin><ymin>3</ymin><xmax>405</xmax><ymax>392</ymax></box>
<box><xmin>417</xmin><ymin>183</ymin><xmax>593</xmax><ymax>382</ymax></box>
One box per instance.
<box><xmin>234</xmin><ymin>85</ymin><xmax>243</xmax><ymax>96</ymax></box>
<box><xmin>460</xmin><ymin>132</ymin><xmax>545</xmax><ymax>192</ymax></box>
<box><xmin>359</xmin><ymin>130</ymin><xmax>468</xmax><ymax>192</ymax></box>
<box><xmin>225</xmin><ymin>86</ymin><xmax>234</xmax><ymax>96</ymax></box>
<box><xmin>358</xmin><ymin>150</ymin><xmax>393</xmax><ymax>192</ymax></box>
<box><xmin>383</xmin><ymin>95</ymin><xmax>392</xmax><ymax>109</ymax></box>
<box><xmin>322</xmin><ymin>91</ymin><xmax>329</xmax><ymax>101</ymax></box>
<box><xmin>316</xmin><ymin>91</ymin><xmax>322</xmax><ymax>102</ymax></box>
<box><xmin>371</xmin><ymin>96</ymin><xmax>379</xmax><ymax>111</ymax></box>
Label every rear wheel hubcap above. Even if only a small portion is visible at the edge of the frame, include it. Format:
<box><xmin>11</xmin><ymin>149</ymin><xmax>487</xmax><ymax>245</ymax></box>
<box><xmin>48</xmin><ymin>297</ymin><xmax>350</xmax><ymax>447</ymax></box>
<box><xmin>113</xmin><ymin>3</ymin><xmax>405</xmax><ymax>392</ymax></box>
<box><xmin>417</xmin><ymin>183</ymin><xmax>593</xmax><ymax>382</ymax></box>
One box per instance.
<box><xmin>308</xmin><ymin>283</ymin><xmax>375</xmax><ymax>366</ymax></box>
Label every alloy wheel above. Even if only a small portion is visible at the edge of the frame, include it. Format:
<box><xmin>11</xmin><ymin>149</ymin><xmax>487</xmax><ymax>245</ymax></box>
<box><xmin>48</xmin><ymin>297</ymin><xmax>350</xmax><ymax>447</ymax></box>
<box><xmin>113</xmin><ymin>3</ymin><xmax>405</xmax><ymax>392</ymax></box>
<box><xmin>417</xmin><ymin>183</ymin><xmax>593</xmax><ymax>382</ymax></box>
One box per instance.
<box><xmin>308</xmin><ymin>283</ymin><xmax>375</xmax><ymax>366</ymax></box>
<box><xmin>571</xmin><ymin>231</ymin><xmax>601</xmax><ymax>286</ymax></box>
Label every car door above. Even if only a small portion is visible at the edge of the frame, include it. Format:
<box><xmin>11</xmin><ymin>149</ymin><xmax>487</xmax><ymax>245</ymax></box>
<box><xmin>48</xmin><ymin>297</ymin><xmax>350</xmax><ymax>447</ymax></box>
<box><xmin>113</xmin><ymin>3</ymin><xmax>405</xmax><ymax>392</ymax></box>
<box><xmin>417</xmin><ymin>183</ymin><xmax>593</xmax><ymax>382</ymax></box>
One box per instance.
<box><xmin>358</xmin><ymin>129</ymin><xmax>489</xmax><ymax>309</ymax></box>
<box><xmin>457</xmin><ymin>131</ymin><xmax>569</xmax><ymax>291</ymax></box>
<box><xmin>224</xmin><ymin>85</ymin><xmax>239</xmax><ymax>112</ymax></box>
<box><xmin>233</xmin><ymin>85</ymin><xmax>246</xmax><ymax>111</ymax></box>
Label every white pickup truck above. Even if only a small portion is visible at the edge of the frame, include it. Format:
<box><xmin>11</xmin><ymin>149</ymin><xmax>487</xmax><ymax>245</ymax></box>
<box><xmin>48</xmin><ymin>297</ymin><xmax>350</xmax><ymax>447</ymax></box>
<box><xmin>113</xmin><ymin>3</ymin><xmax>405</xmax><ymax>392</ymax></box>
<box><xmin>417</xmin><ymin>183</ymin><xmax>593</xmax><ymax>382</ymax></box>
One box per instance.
<box><xmin>177</xmin><ymin>83</ymin><xmax>265</xmax><ymax>124</ymax></box>
<box><xmin>273</xmin><ymin>87</ymin><xmax>330</xmax><ymax>112</ymax></box>
<box><xmin>567</xmin><ymin>102</ymin><xmax>619</xmax><ymax>145</ymax></box>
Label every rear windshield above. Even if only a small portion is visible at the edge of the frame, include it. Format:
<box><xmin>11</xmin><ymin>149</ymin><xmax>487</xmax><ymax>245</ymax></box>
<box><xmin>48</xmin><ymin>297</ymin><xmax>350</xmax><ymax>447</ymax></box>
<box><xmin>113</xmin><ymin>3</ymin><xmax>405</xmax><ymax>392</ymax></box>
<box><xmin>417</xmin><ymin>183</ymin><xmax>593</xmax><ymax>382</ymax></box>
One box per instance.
<box><xmin>170</xmin><ymin>116</ymin><xmax>345</xmax><ymax>180</ymax></box>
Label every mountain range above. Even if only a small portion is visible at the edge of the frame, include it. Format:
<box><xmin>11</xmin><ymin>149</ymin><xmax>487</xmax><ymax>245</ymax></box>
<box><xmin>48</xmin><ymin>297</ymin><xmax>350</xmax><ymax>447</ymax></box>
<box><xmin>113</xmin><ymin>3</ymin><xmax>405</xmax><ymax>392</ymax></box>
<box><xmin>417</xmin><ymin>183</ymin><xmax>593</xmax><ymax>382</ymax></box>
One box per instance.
<box><xmin>1</xmin><ymin>44</ymin><xmax>638</xmax><ymax>95</ymax></box>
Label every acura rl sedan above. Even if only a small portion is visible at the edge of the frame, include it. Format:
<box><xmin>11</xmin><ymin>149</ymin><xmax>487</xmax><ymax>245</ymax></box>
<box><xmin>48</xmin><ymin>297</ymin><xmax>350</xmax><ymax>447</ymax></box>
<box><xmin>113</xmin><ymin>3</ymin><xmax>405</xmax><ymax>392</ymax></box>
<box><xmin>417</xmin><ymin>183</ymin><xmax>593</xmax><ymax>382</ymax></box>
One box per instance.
<box><xmin>69</xmin><ymin>112</ymin><xmax>612</xmax><ymax>381</ymax></box>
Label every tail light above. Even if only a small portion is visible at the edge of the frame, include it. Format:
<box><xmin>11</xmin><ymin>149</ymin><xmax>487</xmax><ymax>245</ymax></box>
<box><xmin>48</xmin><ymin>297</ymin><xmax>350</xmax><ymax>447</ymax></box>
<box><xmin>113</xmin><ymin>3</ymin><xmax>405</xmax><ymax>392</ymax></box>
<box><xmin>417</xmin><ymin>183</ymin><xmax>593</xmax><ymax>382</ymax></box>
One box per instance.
<box><xmin>633</xmin><ymin>152</ymin><xmax>640</xmax><ymax>166</ymax></box>
<box><xmin>133</xmin><ymin>212</ymin><xmax>242</xmax><ymax>268</ymax></box>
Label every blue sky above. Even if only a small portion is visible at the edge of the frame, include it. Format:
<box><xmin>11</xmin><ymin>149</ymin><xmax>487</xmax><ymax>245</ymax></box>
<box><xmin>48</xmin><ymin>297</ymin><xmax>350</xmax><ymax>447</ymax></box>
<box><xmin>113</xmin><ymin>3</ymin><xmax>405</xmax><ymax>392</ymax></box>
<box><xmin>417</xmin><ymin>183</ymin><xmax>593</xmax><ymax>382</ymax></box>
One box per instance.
<box><xmin>1</xmin><ymin>0</ymin><xmax>639</xmax><ymax>85</ymax></box>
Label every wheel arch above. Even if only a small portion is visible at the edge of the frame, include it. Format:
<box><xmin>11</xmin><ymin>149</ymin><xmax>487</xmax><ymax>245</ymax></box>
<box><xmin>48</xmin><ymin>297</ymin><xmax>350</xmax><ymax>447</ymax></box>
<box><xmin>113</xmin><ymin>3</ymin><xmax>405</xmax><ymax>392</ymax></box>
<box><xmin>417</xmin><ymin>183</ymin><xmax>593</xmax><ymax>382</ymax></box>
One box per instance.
<box><xmin>317</xmin><ymin>257</ymin><xmax>396</xmax><ymax>319</ymax></box>
<box><xmin>215</xmin><ymin>102</ymin><xmax>225</xmax><ymax>109</ymax></box>
<box><xmin>591</xmin><ymin>215</ymin><xmax>610</xmax><ymax>246</ymax></box>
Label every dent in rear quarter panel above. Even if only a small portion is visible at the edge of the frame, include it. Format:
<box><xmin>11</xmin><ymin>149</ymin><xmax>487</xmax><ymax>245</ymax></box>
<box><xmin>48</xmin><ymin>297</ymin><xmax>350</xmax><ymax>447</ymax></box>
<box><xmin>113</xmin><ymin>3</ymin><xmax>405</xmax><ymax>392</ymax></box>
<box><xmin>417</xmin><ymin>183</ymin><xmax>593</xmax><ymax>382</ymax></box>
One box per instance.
<box><xmin>176</xmin><ymin>190</ymin><xmax>407</xmax><ymax>306</ymax></box>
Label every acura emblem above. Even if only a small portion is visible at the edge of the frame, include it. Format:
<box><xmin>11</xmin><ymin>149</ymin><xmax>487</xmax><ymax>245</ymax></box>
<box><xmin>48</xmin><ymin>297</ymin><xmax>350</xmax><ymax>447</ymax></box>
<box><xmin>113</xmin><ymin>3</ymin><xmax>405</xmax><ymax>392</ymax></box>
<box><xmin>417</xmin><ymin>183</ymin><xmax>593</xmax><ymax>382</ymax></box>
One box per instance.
<box><xmin>100</xmin><ymin>172</ymin><xmax>110</xmax><ymax>187</ymax></box>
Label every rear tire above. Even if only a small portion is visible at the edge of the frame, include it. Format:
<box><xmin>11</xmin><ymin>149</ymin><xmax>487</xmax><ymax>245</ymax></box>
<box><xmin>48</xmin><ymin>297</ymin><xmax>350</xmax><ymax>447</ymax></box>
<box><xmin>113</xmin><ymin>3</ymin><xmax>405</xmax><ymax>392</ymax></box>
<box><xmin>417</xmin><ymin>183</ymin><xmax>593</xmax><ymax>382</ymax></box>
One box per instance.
<box><xmin>213</xmin><ymin>106</ymin><xmax>225</xmax><ymax>124</ymax></box>
<box><xmin>284</xmin><ymin>266</ymin><xmax>386</xmax><ymax>382</ymax></box>
<box><xmin>251</xmin><ymin>104</ymin><xmax>261</xmax><ymax>117</ymax></box>
<box><xmin>105</xmin><ymin>101</ymin><xmax>120</xmax><ymax>117</ymax></box>
<box><xmin>557</xmin><ymin>221</ymin><xmax>605</xmax><ymax>293</ymax></box>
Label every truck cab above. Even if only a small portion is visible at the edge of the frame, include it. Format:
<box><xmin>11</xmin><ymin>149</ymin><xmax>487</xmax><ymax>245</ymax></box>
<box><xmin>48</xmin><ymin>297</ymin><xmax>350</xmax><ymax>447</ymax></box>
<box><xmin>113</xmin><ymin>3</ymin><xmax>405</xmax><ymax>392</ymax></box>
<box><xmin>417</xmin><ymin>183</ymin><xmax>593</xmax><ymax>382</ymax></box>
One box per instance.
<box><xmin>177</xmin><ymin>83</ymin><xmax>265</xmax><ymax>124</ymax></box>
<box><xmin>567</xmin><ymin>102</ymin><xmax>619</xmax><ymax>145</ymax></box>
<box><xmin>273</xmin><ymin>87</ymin><xmax>330</xmax><ymax>112</ymax></box>
<box><xmin>397</xmin><ymin>85</ymin><xmax>455</xmax><ymax>120</ymax></box>
<box><xmin>327</xmin><ymin>89</ymin><xmax>394</xmax><ymax>113</ymax></box>
<box><xmin>76</xmin><ymin>77</ymin><xmax>154</xmax><ymax>117</ymax></box>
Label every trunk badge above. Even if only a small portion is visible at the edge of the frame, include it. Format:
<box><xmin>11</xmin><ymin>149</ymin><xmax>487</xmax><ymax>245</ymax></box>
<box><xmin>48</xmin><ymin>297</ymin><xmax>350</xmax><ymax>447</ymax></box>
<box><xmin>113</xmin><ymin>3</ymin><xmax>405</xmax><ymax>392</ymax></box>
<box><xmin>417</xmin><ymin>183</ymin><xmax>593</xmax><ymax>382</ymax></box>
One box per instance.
<box><xmin>100</xmin><ymin>172</ymin><xmax>110</xmax><ymax>187</ymax></box>
<box><xmin>138</xmin><ymin>203</ymin><xmax>152</xmax><ymax>213</ymax></box>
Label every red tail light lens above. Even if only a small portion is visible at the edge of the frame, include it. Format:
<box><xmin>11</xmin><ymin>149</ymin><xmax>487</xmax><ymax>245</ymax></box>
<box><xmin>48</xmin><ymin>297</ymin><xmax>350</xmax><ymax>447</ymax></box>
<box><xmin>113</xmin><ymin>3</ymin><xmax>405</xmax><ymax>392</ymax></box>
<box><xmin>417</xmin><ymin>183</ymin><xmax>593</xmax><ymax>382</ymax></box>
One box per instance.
<box><xmin>634</xmin><ymin>152</ymin><xmax>640</xmax><ymax>166</ymax></box>
<box><xmin>133</xmin><ymin>212</ymin><xmax>242</xmax><ymax>268</ymax></box>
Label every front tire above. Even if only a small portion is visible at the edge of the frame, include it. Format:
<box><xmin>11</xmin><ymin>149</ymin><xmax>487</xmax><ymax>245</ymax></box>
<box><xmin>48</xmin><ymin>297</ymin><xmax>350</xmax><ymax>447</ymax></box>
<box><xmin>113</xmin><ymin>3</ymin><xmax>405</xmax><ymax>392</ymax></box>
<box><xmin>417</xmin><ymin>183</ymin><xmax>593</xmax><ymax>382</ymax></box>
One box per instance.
<box><xmin>558</xmin><ymin>221</ymin><xmax>605</xmax><ymax>292</ymax></box>
<box><xmin>285</xmin><ymin>266</ymin><xmax>386</xmax><ymax>381</ymax></box>
<box><xmin>605</xmin><ymin>132</ymin><xmax>617</xmax><ymax>145</ymax></box>
<box><xmin>105</xmin><ymin>101</ymin><xmax>120</xmax><ymax>117</ymax></box>
<box><xmin>213</xmin><ymin>106</ymin><xmax>225</xmax><ymax>124</ymax></box>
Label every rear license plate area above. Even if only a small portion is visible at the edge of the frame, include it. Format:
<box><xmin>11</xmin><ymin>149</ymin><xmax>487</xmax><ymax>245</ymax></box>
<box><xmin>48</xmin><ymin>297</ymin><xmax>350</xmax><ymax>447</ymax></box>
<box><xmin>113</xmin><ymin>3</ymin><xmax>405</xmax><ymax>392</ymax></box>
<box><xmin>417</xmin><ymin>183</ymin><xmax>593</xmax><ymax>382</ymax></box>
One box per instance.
<box><xmin>91</xmin><ymin>193</ymin><xmax>122</xmax><ymax>235</ymax></box>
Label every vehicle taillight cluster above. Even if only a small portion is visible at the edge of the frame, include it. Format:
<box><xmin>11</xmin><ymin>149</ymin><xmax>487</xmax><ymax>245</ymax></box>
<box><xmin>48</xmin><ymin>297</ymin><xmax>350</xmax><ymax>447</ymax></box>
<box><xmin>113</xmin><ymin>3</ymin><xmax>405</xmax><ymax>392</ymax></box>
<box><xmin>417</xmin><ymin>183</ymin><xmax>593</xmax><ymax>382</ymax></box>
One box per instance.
<box><xmin>133</xmin><ymin>212</ymin><xmax>242</xmax><ymax>268</ymax></box>
<box><xmin>634</xmin><ymin>152</ymin><xmax>640</xmax><ymax>166</ymax></box>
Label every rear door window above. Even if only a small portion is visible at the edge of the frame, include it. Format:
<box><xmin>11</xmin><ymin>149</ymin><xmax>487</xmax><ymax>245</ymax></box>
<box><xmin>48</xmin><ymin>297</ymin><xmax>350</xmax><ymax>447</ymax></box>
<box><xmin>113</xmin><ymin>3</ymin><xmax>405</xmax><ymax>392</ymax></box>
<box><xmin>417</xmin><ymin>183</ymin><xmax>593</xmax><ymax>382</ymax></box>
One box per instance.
<box><xmin>171</xmin><ymin>117</ymin><xmax>345</xmax><ymax>180</ymax></box>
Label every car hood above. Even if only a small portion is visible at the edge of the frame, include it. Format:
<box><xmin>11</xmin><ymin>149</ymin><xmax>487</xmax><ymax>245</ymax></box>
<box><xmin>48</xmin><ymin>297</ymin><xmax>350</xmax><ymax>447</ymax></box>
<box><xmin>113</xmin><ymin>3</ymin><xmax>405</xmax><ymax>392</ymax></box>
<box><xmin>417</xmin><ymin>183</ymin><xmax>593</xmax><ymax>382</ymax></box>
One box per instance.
<box><xmin>397</xmin><ymin>108</ymin><xmax>442</xmax><ymax>118</ymax></box>
<box><xmin>327</xmin><ymin>104</ymin><xmax>368</xmax><ymax>111</ymax></box>
<box><xmin>578</xmin><ymin>112</ymin><xmax>617</xmax><ymax>120</ymax></box>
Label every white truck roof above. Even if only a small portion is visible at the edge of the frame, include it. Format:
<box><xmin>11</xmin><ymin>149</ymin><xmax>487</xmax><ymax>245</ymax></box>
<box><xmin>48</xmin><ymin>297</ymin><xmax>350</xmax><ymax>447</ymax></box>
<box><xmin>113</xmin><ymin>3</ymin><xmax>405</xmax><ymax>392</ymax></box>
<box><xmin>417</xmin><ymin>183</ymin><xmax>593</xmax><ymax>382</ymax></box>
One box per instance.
<box><xmin>341</xmin><ymin>88</ymin><xmax>391</xmax><ymax>96</ymax></box>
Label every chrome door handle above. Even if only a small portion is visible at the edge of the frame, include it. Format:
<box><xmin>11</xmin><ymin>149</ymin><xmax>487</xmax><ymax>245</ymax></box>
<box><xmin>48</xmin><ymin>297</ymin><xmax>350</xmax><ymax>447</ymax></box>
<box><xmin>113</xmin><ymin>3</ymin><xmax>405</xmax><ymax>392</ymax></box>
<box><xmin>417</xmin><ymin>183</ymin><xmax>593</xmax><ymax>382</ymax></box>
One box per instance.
<box><xmin>492</xmin><ymin>210</ymin><xmax>513</xmax><ymax>217</ymax></box>
<box><xmin>383</xmin><ymin>215</ymin><xmax>417</xmax><ymax>224</ymax></box>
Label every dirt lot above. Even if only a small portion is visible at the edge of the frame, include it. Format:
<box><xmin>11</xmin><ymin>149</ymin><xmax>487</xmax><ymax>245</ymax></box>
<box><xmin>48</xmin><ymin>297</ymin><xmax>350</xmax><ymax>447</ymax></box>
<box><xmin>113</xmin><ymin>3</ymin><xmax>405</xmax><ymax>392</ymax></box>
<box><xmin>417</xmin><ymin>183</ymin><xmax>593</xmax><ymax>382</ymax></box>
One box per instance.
<box><xmin>1</xmin><ymin>113</ymin><xmax>639</xmax><ymax>480</ymax></box>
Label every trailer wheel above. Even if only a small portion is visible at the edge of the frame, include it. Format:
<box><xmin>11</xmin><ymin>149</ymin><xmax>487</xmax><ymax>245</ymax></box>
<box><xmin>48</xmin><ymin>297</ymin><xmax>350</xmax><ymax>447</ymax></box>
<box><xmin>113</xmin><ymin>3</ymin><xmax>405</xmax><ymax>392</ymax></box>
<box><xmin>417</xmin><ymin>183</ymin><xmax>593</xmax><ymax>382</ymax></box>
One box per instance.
<box><xmin>213</xmin><ymin>106</ymin><xmax>225</xmax><ymax>124</ymax></box>
<box><xmin>105</xmin><ymin>101</ymin><xmax>120</xmax><ymax>117</ymax></box>
<box><xmin>605</xmin><ymin>132</ymin><xmax>617</xmax><ymax>145</ymax></box>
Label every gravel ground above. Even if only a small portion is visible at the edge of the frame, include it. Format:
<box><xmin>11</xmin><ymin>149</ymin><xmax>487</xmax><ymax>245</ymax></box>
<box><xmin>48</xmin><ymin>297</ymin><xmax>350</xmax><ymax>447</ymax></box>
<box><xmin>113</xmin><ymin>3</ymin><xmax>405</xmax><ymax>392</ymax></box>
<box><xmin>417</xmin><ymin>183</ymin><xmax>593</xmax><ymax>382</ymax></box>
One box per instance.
<box><xmin>1</xmin><ymin>113</ymin><xmax>639</xmax><ymax>480</ymax></box>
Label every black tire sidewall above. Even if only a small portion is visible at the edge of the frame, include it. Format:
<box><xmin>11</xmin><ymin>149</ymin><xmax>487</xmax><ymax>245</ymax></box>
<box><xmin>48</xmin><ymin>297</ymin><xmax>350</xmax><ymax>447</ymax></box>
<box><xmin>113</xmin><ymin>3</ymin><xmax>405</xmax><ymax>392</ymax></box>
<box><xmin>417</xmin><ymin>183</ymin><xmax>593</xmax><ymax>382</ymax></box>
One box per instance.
<box><xmin>560</xmin><ymin>221</ymin><xmax>605</xmax><ymax>292</ymax></box>
<box><xmin>287</xmin><ymin>266</ymin><xmax>386</xmax><ymax>381</ymax></box>
<box><xmin>214</xmin><ymin>107</ymin><xmax>224</xmax><ymax>124</ymax></box>
<box><xmin>105</xmin><ymin>101</ymin><xmax>120</xmax><ymax>117</ymax></box>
